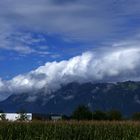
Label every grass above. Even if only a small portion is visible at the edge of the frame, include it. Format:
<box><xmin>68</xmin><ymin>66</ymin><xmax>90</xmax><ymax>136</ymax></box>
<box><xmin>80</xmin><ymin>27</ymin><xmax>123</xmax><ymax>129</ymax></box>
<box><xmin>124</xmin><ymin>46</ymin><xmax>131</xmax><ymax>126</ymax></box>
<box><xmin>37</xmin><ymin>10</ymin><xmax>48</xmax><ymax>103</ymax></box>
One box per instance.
<box><xmin>0</xmin><ymin>121</ymin><xmax>140</xmax><ymax>140</ymax></box>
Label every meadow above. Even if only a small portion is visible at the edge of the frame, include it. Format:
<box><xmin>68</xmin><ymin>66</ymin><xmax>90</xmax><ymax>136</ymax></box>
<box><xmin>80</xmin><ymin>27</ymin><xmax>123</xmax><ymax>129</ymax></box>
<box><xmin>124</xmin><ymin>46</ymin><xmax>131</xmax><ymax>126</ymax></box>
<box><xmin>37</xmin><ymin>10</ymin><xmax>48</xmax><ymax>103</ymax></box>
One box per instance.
<box><xmin>0</xmin><ymin>121</ymin><xmax>140</xmax><ymax>140</ymax></box>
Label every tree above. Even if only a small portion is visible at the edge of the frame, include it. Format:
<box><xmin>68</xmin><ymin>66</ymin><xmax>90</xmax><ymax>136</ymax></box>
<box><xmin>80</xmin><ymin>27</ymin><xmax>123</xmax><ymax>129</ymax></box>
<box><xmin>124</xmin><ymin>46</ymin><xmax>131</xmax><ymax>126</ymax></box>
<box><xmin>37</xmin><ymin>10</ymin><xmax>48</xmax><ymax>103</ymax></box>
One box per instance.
<box><xmin>107</xmin><ymin>110</ymin><xmax>122</xmax><ymax>121</ymax></box>
<box><xmin>18</xmin><ymin>113</ymin><xmax>28</xmax><ymax>121</ymax></box>
<box><xmin>132</xmin><ymin>112</ymin><xmax>140</xmax><ymax>121</ymax></box>
<box><xmin>92</xmin><ymin>110</ymin><xmax>107</xmax><ymax>120</ymax></box>
<box><xmin>16</xmin><ymin>109</ymin><xmax>28</xmax><ymax>121</ymax></box>
<box><xmin>62</xmin><ymin>115</ymin><xmax>70</xmax><ymax>120</ymax></box>
<box><xmin>72</xmin><ymin>105</ymin><xmax>92</xmax><ymax>120</ymax></box>
<box><xmin>0</xmin><ymin>113</ymin><xmax>6</xmax><ymax>121</ymax></box>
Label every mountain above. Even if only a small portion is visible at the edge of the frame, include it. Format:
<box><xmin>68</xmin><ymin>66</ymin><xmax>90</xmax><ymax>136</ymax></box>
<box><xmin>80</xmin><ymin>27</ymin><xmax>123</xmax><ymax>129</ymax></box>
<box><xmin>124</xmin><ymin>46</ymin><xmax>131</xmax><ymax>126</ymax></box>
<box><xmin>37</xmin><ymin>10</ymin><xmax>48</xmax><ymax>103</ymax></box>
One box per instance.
<box><xmin>0</xmin><ymin>81</ymin><xmax>140</xmax><ymax>116</ymax></box>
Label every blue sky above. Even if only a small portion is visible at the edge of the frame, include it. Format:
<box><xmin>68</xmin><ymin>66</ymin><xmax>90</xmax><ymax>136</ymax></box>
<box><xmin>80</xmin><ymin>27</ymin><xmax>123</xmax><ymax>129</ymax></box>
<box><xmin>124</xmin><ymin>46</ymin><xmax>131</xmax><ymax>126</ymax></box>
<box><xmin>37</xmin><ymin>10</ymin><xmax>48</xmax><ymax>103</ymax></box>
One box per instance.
<box><xmin>1</xmin><ymin>0</ymin><xmax>140</xmax><ymax>100</ymax></box>
<box><xmin>0</xmin><ymin>31</ymin><xmax>91</xmax><ymax>79</ymax></box>
<box><xmin>0</xmin><ymin>0</ymin><xmax>140</xmax><ymax>80</ymax></box>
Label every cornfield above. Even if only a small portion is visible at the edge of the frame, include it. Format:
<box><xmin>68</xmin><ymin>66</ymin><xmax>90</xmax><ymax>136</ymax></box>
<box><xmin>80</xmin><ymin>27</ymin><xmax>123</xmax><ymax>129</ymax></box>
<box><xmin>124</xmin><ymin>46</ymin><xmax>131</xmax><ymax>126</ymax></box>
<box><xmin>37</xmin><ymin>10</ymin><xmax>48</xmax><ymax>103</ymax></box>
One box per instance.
<box><xmin>0</xmin><ymin>121</ymin><xmax>140</xmax><ymax>140</ymax></box>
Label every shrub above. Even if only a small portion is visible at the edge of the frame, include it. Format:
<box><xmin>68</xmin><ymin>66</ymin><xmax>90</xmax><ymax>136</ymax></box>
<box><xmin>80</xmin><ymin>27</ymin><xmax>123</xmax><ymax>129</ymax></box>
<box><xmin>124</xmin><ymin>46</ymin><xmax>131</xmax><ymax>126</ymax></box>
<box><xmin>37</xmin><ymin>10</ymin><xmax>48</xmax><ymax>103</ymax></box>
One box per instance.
<box><xmin>132</xmin><ymin>112</ymin><xmax>140</xmax><ymax>121</ymax></box>
<box><xmin>107</xmin><ymin>110</ymin><xmax>122</xmax><ymax>120</ymax></box>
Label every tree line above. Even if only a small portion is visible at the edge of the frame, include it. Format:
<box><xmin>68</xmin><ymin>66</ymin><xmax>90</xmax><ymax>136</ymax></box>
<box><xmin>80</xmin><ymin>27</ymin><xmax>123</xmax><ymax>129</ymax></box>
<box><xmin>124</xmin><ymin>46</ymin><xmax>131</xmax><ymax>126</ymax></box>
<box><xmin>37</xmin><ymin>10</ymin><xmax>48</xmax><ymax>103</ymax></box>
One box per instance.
<box><xmin>71</xmin><ymin>105</ymin><xmax>140</xmax><ymax>121</ymax></box>
<box><xmin>1</xmin><ymin>105</ymin><xmax>140</xmax><ymax>121</ymax></box>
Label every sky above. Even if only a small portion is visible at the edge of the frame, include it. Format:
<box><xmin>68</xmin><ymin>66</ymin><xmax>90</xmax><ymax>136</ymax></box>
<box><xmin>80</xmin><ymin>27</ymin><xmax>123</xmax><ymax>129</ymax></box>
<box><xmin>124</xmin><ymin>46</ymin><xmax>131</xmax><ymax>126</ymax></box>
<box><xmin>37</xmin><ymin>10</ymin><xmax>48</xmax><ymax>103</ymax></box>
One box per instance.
<box><xmin>0</xmin><ymin>0</ymin><xmax>140</xmax><ymax>100</ymax></box>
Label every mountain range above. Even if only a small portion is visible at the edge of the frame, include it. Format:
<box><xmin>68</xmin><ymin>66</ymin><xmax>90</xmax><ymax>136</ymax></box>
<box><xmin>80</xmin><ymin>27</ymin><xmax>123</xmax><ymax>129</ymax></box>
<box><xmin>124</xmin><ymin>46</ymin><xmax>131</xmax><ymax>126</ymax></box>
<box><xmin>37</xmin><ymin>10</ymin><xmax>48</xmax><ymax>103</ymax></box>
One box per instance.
<box><xmin>0</xmin><ymin>81</ymin><xmax>140</xmax><ymax>116</ymax></box>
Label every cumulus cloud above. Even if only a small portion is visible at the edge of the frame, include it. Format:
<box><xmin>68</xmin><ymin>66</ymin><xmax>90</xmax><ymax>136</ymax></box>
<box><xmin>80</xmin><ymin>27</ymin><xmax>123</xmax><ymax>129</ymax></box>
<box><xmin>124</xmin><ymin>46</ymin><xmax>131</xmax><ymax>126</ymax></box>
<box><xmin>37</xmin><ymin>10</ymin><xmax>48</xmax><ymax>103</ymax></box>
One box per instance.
<box><xmin>1</xmin><ymin>41</ymin><xmax>140</xmax><ymax>100</ymax></box>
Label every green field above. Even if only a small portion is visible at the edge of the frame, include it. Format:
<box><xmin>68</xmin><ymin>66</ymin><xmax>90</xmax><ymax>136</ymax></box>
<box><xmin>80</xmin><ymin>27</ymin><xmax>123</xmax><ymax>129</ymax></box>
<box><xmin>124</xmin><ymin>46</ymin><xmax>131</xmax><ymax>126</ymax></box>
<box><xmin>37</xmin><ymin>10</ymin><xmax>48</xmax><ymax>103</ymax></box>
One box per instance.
<box><xmin>0</xmin><ymin>121</ymin><xmax>140</xmax><ymax>140</ymax></box>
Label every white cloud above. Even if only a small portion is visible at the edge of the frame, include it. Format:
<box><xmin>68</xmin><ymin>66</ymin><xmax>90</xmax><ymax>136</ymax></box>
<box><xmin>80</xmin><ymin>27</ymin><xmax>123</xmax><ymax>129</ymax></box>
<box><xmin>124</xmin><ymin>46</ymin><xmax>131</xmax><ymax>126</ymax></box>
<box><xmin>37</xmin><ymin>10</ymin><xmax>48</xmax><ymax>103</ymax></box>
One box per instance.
<box><xmin>0</xmin><ymin>78</ymin><xmax>10</xmax><ymax>100</ymax></box>
<box><xmin>26</xmin><ymin>96</ymin><xmax>37</xmax><ymax>102</ymax></box>
<box><xmin>0</xmin><ymin>0</ymin><xmax>140</xmax><ymax>57</ymax></box>
<box><xmin>0</xmin><ymin>30</ymin><xmax>49</xmax><ymax>55</ymax></box>
<box><xmin>0</xmin><ymin>40</ymin><xmax>140</xmax><ymax>100</ymax></box>
<box><xmin>0</xmin><ymin>0</ymin><xmax>140</xmax><ymax>43</ymax></box>
<box><xmin>0</xmin><ymin>79</ymin><xmax>4</xmax><ymax>89</ymax></box>
<box><xmin>0</xmin><ymin>0</ymin><xmax>140</xmax><ymax>101</ymax></box>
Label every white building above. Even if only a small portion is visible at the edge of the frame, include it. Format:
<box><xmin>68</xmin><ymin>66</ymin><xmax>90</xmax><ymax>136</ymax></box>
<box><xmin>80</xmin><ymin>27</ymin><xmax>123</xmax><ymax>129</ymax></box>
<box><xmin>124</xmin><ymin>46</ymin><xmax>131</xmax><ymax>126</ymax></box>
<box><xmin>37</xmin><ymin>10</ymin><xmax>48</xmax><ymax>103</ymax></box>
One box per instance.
<box><xmin>51</xmin><ymin>115</ymin><xmax>62</xmax><ymax>121</ymax></box>
<box><xmin>0</xmin><ymin>113</ymin><xmax>32</xmax><ymax>121</ymax></box>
